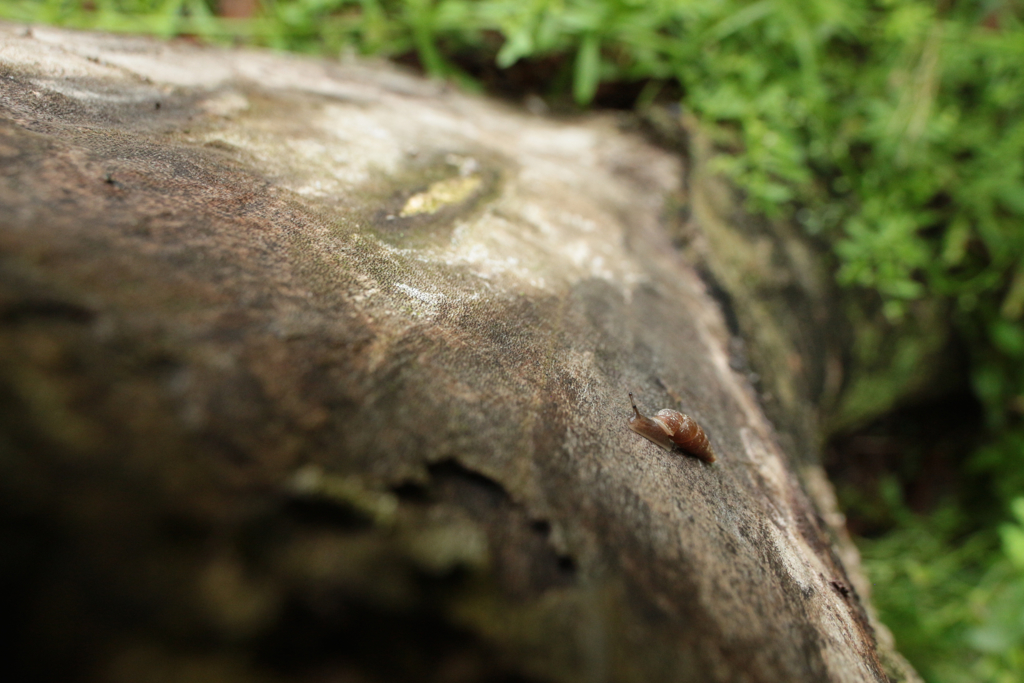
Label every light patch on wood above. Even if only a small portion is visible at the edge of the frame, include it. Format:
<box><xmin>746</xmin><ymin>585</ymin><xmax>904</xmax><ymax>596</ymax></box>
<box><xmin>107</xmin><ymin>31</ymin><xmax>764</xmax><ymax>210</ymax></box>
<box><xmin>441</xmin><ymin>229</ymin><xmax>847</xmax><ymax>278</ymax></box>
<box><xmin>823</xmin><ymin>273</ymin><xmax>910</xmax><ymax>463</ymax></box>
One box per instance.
<box><xmin>400</xmin><ymin>175</ymin><xmax>482</xmax><ymax>216</ymax></box>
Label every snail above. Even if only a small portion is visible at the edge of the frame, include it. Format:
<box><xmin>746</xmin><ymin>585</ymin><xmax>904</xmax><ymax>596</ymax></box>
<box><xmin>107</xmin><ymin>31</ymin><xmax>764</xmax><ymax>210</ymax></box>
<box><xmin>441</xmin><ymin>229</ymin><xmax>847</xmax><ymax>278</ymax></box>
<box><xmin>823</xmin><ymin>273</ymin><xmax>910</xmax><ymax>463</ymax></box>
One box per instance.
<box><xmin>627</xmin><ymin>392</ymin><xmax>716</xmax><ymax>463</ymax></box>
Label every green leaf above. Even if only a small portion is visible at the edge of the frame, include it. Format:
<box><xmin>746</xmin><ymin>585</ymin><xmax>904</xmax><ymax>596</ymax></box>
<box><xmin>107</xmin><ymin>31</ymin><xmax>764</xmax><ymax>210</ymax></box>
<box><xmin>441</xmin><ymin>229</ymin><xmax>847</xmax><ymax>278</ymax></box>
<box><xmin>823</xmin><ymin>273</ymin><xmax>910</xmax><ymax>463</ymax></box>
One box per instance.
<box><xmin>999</xmin><ymin>522</ymin><xmax>1024</xmax><ymax>569</ymax></box>
<box><xmin>573</xmin><ymin>32</ymin><xmax>600</xmax><ymax>106</ymax></box>
<box><xmin>991</xmin><ymin>321</ymin><xmax>1024</xmax><ymax>358</ymax></box>
<box><xmin>1012</xmin><ymin>498</ymin><xmax>1024</xmax><ymax>526</ymax></box>
<box><xmin>496</xmin><ymin>28</ymin><xmax>533</xmax><ymax>68</ymax></box>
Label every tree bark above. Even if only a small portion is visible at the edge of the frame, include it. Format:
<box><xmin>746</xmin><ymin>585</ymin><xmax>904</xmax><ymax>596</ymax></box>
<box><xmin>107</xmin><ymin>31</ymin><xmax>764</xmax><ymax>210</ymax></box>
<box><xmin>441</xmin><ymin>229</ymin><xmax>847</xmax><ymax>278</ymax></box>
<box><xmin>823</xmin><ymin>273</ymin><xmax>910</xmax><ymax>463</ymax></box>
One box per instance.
<box><xmin>0</xmin><ymin>22</ymin><xmax>916</xmax><ymax>683</ymax></box>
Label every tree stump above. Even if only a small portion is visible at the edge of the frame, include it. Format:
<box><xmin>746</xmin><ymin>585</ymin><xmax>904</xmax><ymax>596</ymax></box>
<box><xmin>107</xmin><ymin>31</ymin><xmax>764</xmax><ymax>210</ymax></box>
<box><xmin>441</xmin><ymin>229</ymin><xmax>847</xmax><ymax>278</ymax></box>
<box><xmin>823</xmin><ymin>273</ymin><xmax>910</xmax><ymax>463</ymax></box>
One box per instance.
<box><xmin>0</xmin><ymin>22</ymin><xmax>916</xmax><ymax>683</ymax></box>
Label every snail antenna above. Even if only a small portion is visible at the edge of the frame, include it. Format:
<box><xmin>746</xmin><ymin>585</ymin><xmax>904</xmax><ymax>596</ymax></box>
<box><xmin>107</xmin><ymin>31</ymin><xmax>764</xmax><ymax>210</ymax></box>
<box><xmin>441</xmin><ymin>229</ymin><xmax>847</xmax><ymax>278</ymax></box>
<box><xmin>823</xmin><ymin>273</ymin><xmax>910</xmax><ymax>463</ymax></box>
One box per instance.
<box><xmin>628</xmin><ymin>392</ymin><xmax>642</xmax><ymax>419</ymax></box>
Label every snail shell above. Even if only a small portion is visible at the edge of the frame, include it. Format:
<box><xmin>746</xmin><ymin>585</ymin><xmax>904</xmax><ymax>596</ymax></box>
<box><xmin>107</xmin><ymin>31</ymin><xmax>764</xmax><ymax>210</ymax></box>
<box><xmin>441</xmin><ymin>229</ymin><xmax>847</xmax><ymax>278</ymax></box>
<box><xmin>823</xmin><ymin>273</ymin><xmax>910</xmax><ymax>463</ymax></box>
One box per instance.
<box><xmin>627</xmin><ymin>392</ymin><xmax>716</xmax><ymax>463</ymax></box>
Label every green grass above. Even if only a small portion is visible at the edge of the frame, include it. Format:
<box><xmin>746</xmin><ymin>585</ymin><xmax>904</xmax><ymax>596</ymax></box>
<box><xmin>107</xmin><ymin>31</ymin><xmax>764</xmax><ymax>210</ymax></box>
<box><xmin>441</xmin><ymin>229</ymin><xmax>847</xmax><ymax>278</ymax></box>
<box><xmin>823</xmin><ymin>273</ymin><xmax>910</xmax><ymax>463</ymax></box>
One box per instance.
<box><xmin>859</xmin><ymin>495</ymin><xmax>1024</xmax><ymax>682</ymax></box>
<box><xmin>3</xmin><ymin>1</ymin><xmax>1024</xmax><ymax>680</ymax></box>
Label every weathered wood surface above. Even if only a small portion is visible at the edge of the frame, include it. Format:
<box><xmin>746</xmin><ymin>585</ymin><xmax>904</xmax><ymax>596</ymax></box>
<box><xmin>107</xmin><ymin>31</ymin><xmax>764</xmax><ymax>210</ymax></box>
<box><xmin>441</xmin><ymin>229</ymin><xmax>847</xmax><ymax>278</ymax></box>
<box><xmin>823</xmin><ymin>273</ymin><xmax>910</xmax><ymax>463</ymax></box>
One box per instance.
<box><xmin>0</xmin><ymin>23</ymin><xmax>913</xmax><ymax>683</ymax></box>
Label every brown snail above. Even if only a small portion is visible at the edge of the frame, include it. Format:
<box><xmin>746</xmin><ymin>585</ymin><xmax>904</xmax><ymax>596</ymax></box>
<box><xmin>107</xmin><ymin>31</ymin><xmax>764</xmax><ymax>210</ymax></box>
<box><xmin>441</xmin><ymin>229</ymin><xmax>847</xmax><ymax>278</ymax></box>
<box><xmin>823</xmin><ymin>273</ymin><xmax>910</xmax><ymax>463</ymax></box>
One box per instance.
<box><xmin>627</xmin><ymin>392</ymin><xmax>716</xmax><ymax>463</ymax></box>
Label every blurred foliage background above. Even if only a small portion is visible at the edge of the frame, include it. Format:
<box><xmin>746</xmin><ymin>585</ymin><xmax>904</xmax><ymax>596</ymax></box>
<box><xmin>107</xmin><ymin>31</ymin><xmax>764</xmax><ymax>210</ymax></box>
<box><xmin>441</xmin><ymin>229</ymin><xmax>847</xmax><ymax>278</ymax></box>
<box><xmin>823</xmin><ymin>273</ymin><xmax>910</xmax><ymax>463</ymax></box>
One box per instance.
<box><xmin>1</xmin><ymin>0</ymin><xmax>1023</xmax><ymax>680</ymax></box>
